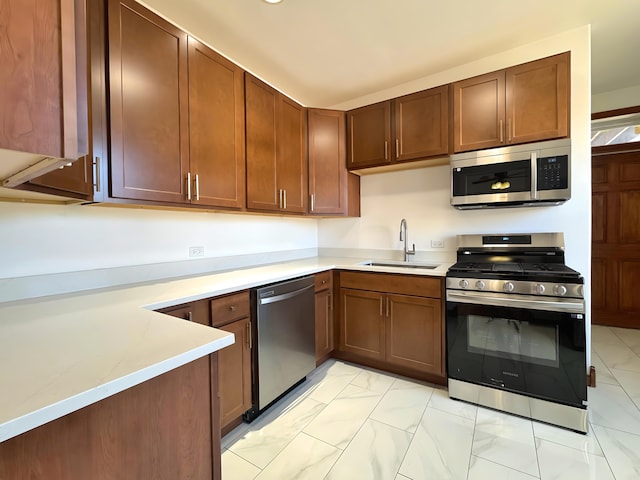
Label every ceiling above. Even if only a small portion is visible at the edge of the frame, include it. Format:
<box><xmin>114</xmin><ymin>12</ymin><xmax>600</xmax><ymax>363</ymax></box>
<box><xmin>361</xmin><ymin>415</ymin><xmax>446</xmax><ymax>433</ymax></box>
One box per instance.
<box><xmin>142</xmin><ymin>0</ymin><xmax>639</xmax><ymax>108</ymax></box>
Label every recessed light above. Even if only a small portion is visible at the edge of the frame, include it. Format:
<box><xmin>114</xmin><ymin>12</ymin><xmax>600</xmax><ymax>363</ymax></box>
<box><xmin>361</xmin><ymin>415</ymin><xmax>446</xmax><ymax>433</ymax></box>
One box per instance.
<box><xmin>262</xmin><ymin>0</ymin><xmax>283</xmax><ymax>4</ymax></box>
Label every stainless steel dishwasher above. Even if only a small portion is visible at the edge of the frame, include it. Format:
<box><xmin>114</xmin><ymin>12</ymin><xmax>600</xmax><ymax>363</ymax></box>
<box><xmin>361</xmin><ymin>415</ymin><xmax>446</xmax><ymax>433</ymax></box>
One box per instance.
<box><xmin>244</xmin><ymin>275</ymin><xmax>316</xmax><ymax>422</ymax></box>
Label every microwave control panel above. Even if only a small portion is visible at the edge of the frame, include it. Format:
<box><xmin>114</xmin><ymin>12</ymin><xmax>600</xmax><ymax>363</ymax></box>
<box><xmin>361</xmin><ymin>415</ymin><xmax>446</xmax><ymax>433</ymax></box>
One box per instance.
<box><xmin>537</xmin><ymin>155</ymin><xmax>569</xmax><ymax>190</ymax></box>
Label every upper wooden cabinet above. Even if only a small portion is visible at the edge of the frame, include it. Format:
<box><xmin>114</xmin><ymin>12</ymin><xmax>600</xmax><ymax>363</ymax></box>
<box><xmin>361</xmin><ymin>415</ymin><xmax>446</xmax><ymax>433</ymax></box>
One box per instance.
<box><xmin>0</xmin><ymin>0</ymin><xmax>88</xmax><ymax>162</ymax></box>
<box><xmin>245</xmin><ymin>74</ymin><xmax>307</xmax><ymax>214</ymax></box>
<box><xmin>19</xmin><ymin>157</ymin><xmax>93</xmax><ymax>200</ymax></box>
<box><xmin>308</xmin><ymin>109</ymin><xmax>360</xmax><ymax>216</ymax></box>
<box><xmin>188</xmin><ymin>38</ymin><xmax>246</xmax><ymax>209</ymax></box>
<box><xmin>453</xmin><ymin>52</ymin><xmax>570</xmax><ymax>153</ymax></box>
<box><xmin>106</xmin><ymin>0</ymin><xmax>245</xmax><ymax>208</ymax></box>
<box><xmin>107</xmin><ymin>0</ymin><xmax>189</xmax><ymax>204</ymax></box>
<box><xmin>347</xmin><ymin>85</ymin><xmax>449</xmax><ymax>171</ymax></box>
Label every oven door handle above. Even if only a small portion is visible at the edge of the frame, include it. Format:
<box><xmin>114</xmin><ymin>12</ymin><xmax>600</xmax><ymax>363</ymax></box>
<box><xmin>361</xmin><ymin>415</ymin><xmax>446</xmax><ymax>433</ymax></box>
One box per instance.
<box><xmin>446</xmin><ymin>290</ymin><xmax>585</xmax><ymax>314</ymax></box>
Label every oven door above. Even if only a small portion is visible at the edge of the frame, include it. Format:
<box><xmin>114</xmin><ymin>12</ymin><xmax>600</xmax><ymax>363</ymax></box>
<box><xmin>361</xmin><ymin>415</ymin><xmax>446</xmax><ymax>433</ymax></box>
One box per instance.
<box><xmin>446</xmin><ymin>290</ymin><xmax>586</xmax><ymax>408</ymax></box>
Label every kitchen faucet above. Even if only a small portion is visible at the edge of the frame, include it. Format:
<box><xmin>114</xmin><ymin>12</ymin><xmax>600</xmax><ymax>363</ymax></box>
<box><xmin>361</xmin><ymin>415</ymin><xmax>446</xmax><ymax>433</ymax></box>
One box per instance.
<box><xmin>399</xmin><ymin>218</ymin><xmax>416</xmax><ymax>262</ymax></box>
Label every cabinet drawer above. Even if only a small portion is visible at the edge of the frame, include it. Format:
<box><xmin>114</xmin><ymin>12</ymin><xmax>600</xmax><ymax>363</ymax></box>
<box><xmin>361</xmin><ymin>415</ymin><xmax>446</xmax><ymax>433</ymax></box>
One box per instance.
<box><xmin>340</xmin><ymin>271</ymin><xmax>442</xmax><ymax>298</ymax></box>
<box><xmin>211</xmin><ymin>291</ymin><xmax>250</xmax><ymax>327</ymax></box>
<box><xmin>315</xmin><ymin>271</ymin><xmax>332</xmax><ymax>292</ymax></box>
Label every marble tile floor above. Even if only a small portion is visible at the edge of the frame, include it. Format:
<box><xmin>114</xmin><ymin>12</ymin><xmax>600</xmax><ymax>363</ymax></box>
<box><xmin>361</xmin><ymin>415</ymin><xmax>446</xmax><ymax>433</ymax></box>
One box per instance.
<box><xmin>221</xmin><ymin>325</ymin><xmax>640</xmax><ymax>479</ymax></box>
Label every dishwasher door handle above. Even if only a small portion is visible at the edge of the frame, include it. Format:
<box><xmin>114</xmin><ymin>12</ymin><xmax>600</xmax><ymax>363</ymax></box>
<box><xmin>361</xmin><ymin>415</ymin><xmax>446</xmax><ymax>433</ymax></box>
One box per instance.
<box><xmin>258</xmin><ymin>284</ymin><xmax>315</xmax><ymax>305</ymax></box>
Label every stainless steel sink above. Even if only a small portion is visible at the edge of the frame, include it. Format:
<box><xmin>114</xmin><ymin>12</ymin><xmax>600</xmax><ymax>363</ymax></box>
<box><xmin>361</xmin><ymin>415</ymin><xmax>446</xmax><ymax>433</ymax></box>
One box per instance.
<box><xmin>360</xmin><ymin>260</ymin><xmax>440</xmax><ymax>270</ymax></box>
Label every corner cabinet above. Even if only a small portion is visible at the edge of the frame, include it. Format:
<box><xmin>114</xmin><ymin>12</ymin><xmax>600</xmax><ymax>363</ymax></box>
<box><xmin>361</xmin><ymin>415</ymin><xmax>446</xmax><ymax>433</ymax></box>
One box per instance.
<box><xmin>346</xmin><ymin>85</ymin><xmax>449</xmax><ymax>171</ymax></box>
<box><xmin>337</xmin><ymin>271</ymin><xmax>445</xmax><ymax>383</ymax></box>
<box><xmin>245</xmin><ymin>74</ymin><xmax>307</xmax><ymax>214</ymax></box>
<box><xmin>453</xmin><ymin>52</ymin><xmax>570</xmax><ymax>153</ymax></box>
<box><xmin>307</xmin><ymin>109</ymin><xmax>360</xmax><ymax>216</ymax></box>
<box><xmin>0</xmin><ymin>0</ymin><xmax>88</xmax><ymax>163</ymax></box>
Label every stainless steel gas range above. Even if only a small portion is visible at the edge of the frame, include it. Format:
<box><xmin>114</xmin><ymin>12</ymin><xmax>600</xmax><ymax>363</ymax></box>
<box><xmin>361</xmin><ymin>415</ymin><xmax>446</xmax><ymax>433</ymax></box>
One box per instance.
<box><xmin>445</xmin><ymin>233</ymin><xmax>587</xmax><ymax>433</ymax></box>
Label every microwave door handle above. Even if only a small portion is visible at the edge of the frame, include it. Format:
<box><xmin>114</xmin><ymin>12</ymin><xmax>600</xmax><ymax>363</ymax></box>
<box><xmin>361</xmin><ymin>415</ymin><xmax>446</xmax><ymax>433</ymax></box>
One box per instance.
<box><xmin>531</xmin><ymin>151</ymin><xmax>538</xmax><ymax>200</ymax></box>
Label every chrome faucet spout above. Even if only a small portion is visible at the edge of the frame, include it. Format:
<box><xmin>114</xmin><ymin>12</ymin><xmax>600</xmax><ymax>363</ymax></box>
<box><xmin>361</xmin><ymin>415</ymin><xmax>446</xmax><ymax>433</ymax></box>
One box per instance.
<box><xmin>399</xmin><ymin>218</ymin><xmax>415</xmax><ymax>262</ymax></box>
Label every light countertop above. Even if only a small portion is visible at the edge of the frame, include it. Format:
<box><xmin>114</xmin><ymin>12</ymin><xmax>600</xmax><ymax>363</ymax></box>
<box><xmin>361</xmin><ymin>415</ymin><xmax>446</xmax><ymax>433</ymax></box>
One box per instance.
<box><xmin>0</xmin><ymin>255</ymin><xmax>450</xmax><ymax>443</ymax></box>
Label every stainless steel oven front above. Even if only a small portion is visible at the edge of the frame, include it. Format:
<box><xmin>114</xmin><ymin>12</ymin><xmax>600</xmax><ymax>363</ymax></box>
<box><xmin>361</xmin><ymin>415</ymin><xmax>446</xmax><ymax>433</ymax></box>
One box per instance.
<box><xmin>446</xmin><ymin>285</ymin><xmax>588</xmax><ymax>432</ymax></box>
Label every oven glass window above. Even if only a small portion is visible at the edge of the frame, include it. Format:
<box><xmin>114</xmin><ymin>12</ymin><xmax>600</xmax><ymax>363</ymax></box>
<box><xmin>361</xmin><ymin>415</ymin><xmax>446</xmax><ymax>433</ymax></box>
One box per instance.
<box><xmin>467</xmin><ymin>315</ymin><xmax>559</xmax><ymax>368</ymax></box>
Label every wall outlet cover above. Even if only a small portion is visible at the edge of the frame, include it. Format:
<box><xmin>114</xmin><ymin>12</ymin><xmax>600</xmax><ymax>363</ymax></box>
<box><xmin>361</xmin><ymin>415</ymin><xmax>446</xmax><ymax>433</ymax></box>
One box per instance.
<box><xmin>431</xmin><ymin>240</ymin><xmax>444</xmax><ymax>248</ymax></box>
<box><xmin>189</xmin><ymin>246</ymin><xmax>205</xmax><ymax>257</ymax></box>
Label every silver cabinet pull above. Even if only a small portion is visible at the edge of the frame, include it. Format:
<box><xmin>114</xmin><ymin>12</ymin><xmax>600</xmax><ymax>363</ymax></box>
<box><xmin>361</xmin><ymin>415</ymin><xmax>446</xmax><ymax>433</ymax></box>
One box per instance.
<box><xmin>379</xmin><ymin>296</ymin><xmax>384</xmax><ymax>316</ymax></box>
<box><xmin>186</xmin><ymin>311</ymin><xmax>193</xmax><ymax>322</ymax></box>
<box><xmin>187</xmin><ymin>172</ymin><xmax>192</xmax><ymax>200</ymax></box>
<box><xmin>507</xmin><ymin>118</ymin><xmax>512</xmax><ymax>142</ymax></box>
<box><xmin>384</xmin><ymin>141</ymin><xmax>388</xmax><ymax>160</ymax></box>
<box><xmin>310</xmin><ymin>193</ymin><xmax>315</xmax><ymax>212</ymax></box>
<box><xmin>246</xmin><ymin>322</ymin><xmax>252</xmax><ymax>349</ymax></box>
<box><xmin>396</xmin><ymin>139</ymin><xmax>399</xmax><ymax>159</ymax></box>
<box><xmin>386</xmin><ymin>297</ymin><xmax>390</xmax><ymax>317</ymax></box>
<box><xmin>195</xmin><ymin>174</ymin><xmax>200</xmax><ymax>201</ymax></box>
<box><xmin>283</xmin><ymin>189</ymin><xmax>287</xmax><ymax>210</ymax></box>
<box><xmin>499</xmin><ymin>120</ymin><xmax>504</xmax><ymax>143</ymax></box>
<box><xmin>93</xmin><ymin>157</ymin><xmax>101</xmax><ymax>192</ymax></box>
<box><xmin>279</xmin><ymin>189</ymin><xmax>283</xmax><ymax>209</ymax></box>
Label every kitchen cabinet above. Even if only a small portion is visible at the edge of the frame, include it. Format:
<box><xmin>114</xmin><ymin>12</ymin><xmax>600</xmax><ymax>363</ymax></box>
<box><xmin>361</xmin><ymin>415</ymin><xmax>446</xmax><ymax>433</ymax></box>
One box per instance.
<box><xmin>16</xmin><ymin>157</ymin><xmax>94</xmax><ymax>201</ymax></box>
<box><xmin>188</xmin><ymin>37</ymin><xmax>246</xmax><ymax>209</ymax></box>
<box><xmin>0</xmin><ymin>0</ymin><xmax>88</xmax><ymax>165</ymax></box>
<box><xmin>314</xmin><ymin>270</ymin><xmax>334</xmax><ymax>364</ymax></box>
<box><xmin>160</xmin><ymin>299</ymin><xmax>209</xmax><ymax>325</ymax></box>
<box><xmin>346</xmin><ymin>85</ymin><xmax>449</xmax><ymax>171</ymax></box>
<box><xmin>210</xmin><ymin>291</ymin><xmax>252</xmax><ymax>434</ymax></box>
<box><xmin>0</xmin><ymin>357</ymin><xmax>221</xmax><ymax>480</ymax></box>
<box><xmin>308</xmin><ymin>109</ymin><xmax>360</xmax><ymax>216</ymax></box>
<box><xmin>452</xmin><ymin>52</ymin><xmax>569</xmax><ymax>153</ymax></box>
<box><xmin>245</xmin><ymin>74</ymin><xmax>307</xmax><ymax>213</ymax></box>
<box><xmin>337</xmin><ymin>271</ymin><xmax>445</xmax><ymax>382</ymax></box>
<box><xmin>107</xmin><ymin>0</ymin><xmax>189</xmax><ymax>203</ymax></box>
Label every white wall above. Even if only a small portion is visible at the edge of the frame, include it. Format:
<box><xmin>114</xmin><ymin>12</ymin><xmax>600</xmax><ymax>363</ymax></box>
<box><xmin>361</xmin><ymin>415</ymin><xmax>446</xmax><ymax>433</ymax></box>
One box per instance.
<box><xmin>0</xmin><ymin>203</ymin><xmax>317</xmax><ymax>279</ymax></box>
<box><xmin>592</xmin><ymin>84</ymin><xmax>640</xmax><ymax>113</ymax></box>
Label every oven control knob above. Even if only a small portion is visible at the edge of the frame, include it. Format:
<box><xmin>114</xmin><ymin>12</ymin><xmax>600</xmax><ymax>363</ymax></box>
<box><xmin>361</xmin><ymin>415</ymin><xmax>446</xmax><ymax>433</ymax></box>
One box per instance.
<box><xmin>503</xmin><ymin>281</ymin><xmax>515</xmax><ymax>293</ymax></box>
<box><xmin>459</xmin><ymin>279</ymin><xmax>469</xmax><ymax>289</ymax></box>
<box><xmin>534</xmin><ymin>284</ymin><xmax>546</xmax><ymax>294</ymax></box>
<box><xmin>554</xmin><ymin>284</ymin><xmax>567</xmax><ymax>296</ymax></box>
<box><xmin>475</xmin><ymin>280</ymin><xmax>486</xmax><ymax>290</ymax></box>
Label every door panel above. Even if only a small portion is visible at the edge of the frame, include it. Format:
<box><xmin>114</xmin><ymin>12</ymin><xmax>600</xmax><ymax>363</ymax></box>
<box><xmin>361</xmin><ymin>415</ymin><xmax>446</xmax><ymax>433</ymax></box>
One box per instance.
<box><xmin>339</xmin><ymin>288</ymin><xmax>385</xmax><ymax>360</ymax></box>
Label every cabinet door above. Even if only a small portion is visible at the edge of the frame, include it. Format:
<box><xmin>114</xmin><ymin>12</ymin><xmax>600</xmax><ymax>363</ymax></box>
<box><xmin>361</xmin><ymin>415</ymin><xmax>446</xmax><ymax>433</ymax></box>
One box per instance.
<box><xmin>21</xmin><ymin>156</ymin><xmax>93</xmax><ymax>199</ymax></box>
<box><xmin>315</xmin><ymin>288</ymin><xmax>333</xmax><ymax>361</ymax></box>
<box><xmin>308</xmin><ymin>109</ymin><xmax>348</xmax><ymax>215</ymax></box>
<box><xmin>245</xmin><ymin>74</ymin><xmax>280</xmax><ymax>212</ymax></box>
<box><xmin>277</xmin><ymin>96</ymin><xmax>307</xmax><ymax>213</ymax></box>
<box><xmin>452</xmin><ymin>71</ymin><xmax>505</xmax><ymax>153</ymax></box>
<box><xmin>394</xmin><ymin>86</ymin><xmax>449</xmax><ymax>162</ymax></box>
<box><xmin>386</xmin><ymin>294</ymin><xmax>443</xmax><ymax>375</ymax></box>
<box><xmin>506</xmin><ymin>52</ymin><xmax>570</xmax><ymax>145</ymax></box>
<box><xmin>108</xmin><ymin>0</ymin><xmax>189</xmax><ymax>203</ymax></box>
<box><xmin>339</xmin><ymin>288</ymin><xmax>385</xmax><ymax>360</ymax></box>
<box><xmin>347</xmin><ymin>101</ymin><xmax>391</xmax><ymax>169</ymax></box>
<box><xmin>188</xmin><ymin>37</ymin><xmax>245</xmax><ymax>209</ymax></box>
<box><xmin>159</xmin><ymin>300</ymin><xmax>209</xmax><ymax>325</ymax></box>
<box><xmin>218</xmin><ymin>318</ymin><xmax>252</xmax><ymax>430</ymax></box>
<box><xmin>0</xmin><ymin>0</ymin><xmax>88</xmax><ymax>161</ymax></box>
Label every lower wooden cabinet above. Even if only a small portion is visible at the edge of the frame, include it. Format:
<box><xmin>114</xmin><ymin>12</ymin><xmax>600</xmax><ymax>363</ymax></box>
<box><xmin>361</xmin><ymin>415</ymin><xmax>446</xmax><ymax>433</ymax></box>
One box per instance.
<box><xmin>337</xmin><ymin>271</ymin><xmax>445</xmax><ymax>382</ymax></box>
<box><xmin>210</xmin><ymin>291</ymin><xmax>252</xmax><ymax>434</ymax></box>
<box><xmin>314</xmin><ymin>271</ymin><xmax>334</xmax><ymax>364</ymax></box>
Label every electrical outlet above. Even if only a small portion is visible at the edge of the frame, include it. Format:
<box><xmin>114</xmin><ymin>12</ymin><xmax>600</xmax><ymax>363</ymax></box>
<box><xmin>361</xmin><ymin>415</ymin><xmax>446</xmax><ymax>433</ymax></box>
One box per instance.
<box><xmin>431</xmin><ymin>240</ymin><xmax>444</xmax><ymax>248</ymax></box>
<box><xmin>189</xmin><ymin>246</ymin><xmax>204</xmax><ymax>257</ymax></box>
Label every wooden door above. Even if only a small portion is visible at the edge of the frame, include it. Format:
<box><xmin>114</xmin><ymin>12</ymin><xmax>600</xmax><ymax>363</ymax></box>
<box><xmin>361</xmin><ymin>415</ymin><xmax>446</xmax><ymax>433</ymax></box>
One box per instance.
<box><xmin>188</xmin><ymin>37</ymin><xmax>245</xmax><ymax>209</ymax></box>
<box><xmin>218</xmin><ymin>318</ymin><xmax>252</xmax><ymax>430</ymax></box>
<box><xmin>245</xmin><ymin>74</ymin><xmax>280</xmax><ymax>211</ymax></box>
<box><xmin>592</xmin><ymin>149</ymin><xmax>640</xmax><ymax>327</ymax></box>
<box><xmin>21</xmin><ymin>156</ymin><xmax>93</xmax><ymax>199</ymax></box>
<box><xmin>452</xmin><ymin>71</ymin><xmax>505</xmax><ymax>153</ymax></box>
<box><xmin>108</xmin><ymin>0</ymin><xmax>189</xmax><ymax>203</ymax></box>
<box><xmin>277</xmin><ymin>95</ymin><xmax>307</xmax><ymax>213</ymax></box>
<box><xmin>308</xmin><ymin>109</ymin><xmax>348</xmax><ymax>214</ymax></box>
<box><xmin>339</xmin><ymin>288</ymin><xmax>385</xmax><ymax>360</ymax></box>
<box><xmin>386</xmin><ymin>294</ymin><xmax>443</xmax><ymax>374</ymax></box>
<box><xmin>506</xmin><ymin>52</ymin><xmax>569</xmax><ymax>145</ymax></box>
<box><xmin>347</xmin><ymin>101</ymin><xmax>391</xmax><ymax>169</ymax></box>
<box><xmin>394</xmin><ymin>86</ymin><xmax>449</xmax><ymax>162</ymax></box>
<box><xmin>0</xmin><ymin>0</ymin><xmax>88</xmax><ymax>161</ymax></box>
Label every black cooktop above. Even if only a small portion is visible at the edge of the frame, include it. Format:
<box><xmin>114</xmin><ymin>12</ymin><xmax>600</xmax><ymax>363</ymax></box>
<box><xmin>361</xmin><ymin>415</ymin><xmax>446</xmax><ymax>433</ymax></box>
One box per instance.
<box><xmin>448</xmin><ymin>261</ymin><xmax>582</xmax><ymax>281</ymax></box>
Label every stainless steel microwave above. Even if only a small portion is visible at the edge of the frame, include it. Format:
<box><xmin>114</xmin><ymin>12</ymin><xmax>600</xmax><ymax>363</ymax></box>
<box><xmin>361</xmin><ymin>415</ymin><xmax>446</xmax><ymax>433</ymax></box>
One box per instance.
<box><xmin>450</xmin><ymin>138</ymin><xmax>571</xmax><ymax>209</ymax></box>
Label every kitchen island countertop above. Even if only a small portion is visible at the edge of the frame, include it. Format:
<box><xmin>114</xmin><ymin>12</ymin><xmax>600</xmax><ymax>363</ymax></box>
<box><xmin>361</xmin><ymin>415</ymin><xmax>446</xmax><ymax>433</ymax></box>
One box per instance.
<box><xmin>0</xmin><ymin>255</ymin><xmax>450</xmax><ymax>443</ymax></box>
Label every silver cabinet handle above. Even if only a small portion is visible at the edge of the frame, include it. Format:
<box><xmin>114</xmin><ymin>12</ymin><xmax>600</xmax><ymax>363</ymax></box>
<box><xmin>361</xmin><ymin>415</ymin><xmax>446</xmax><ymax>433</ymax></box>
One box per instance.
<box><xmin>187</xmin><ymin>172</ymin><xmax>191</xmax><ymax>200</ymax></box>
<box><xmin>395</xmin><ymin>139</ymin><xmax>399</xmax><ymax>159</ymax></box>
<box><xmin>310</xmin><ymin>193</ymin><xmax>315</xmax><ymax>212</ymax></box>
<box><xmin>379</xmin><ymin>296</ymin><xmax>384</xmax><ymax>316</ymax></box>
<box><xmin>283</xmin><ymin>189</ymin><xmax>287</xmax><ymax>210</ymax></box>
<box><xmin>386</xmin><ymin>297</ymin><xmax>390</xmax><ymax>317</ymax></box>
<box><xmin>195</xmin><ymin>174</ymin><xmax>200</xmax><ymax>201</ymax></box>
<box><xmin>246</xmin><ymin>322</ymin><xmax>252</xmax><ymax>349</ymax></box>
<box><xmin>499</xmin><ymin>120</ymin><xmax>504</xmax><ymax>143</ymax></box>
<box><xmin>384</xmin><ymin>141</ymin><xmax>388</xmax><ymax>160</ymax></box>
<box><xmin>507</xmin><ymin>118</ymin><xmax>512</xmax><ymax>142</ymax></box>
<box><xmin>279</xmin><ymin>189</ymin><xmax>283</xmax><ymax>209</ymax></box>
<box><xmin>186</xmin><ymin>311</ymin><xmax>193</xmax><ymax>322</ymax></box>
<box><xmin>93</xmin><ymin>157</ymin><xmax>101</xmax><ymax>192</ymax></box>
